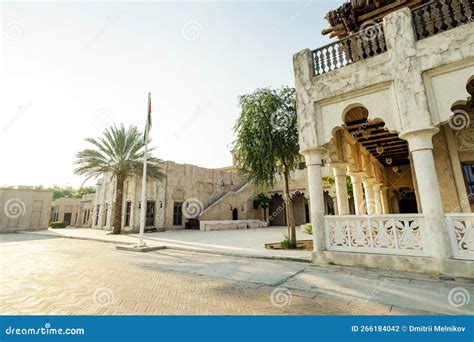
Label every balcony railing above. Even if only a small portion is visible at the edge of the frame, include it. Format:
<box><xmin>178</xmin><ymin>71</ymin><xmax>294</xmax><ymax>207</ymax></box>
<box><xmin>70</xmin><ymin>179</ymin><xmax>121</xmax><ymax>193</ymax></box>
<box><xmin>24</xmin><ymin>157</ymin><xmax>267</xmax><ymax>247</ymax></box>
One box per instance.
<box><xmin>412</xmin><ymin>0</ymin><xmax>474</xmax><ymax>40</ymax></box>
<box><xmin>324</xmin><ymin>214</ymin><xmax>427</xmax><ymax>256</ymax></box>
<box><xmin>446</xmin><ymin>213</ymin><xmax>474</xmax><ymax>260</ymax></box>
<box><xmin>312</xmin><ymin>23</ymin><xmax>387</xmax><ymax>76</ymax></box>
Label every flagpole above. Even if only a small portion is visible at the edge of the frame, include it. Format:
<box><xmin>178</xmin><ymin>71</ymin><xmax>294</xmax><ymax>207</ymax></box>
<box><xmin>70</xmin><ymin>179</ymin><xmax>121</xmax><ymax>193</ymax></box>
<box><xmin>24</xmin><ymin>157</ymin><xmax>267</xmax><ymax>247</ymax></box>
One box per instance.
<box><xmin>138</xmin><ymin>92</ymin><xmax>151</xmax><ymax>247</ymax></box>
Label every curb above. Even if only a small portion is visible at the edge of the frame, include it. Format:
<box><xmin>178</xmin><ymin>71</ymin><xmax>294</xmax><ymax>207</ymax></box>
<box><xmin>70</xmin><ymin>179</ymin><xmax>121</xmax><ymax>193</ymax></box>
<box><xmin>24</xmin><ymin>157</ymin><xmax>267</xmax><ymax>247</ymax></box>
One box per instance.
<box><xmin>16</xmin><ymin>231</ymin><xmax>311</xmax><ymax>263</ymax></box>
<box><xmin>17</xmin><ymin>231</ymin><xmax>137</xmax><ymax>246</ymax></box>
<box><xmin>165</xmin><ymin>245</ymin><xmax>311</xmax><ymax>263</ymax></box>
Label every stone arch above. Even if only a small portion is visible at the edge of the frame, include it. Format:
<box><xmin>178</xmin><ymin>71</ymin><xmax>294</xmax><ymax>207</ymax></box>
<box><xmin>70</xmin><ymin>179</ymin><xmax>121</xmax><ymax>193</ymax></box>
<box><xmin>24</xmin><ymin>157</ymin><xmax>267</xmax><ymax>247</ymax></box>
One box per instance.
<box><xmin>291</xmin><ymin>191</ymin><xmax>309</xmax><ymax>226</ymax></box>
<box><xmin>268</xmin><ymin>193</ymin><xmax>286</xmax><ymax>226</ymax></box>
<box><xmin>445</xmin><ymin>76</ymin><xmax>474</xmax><ymax>128</ymax></box>
<box><xmin>398</xmin><ymin>187</ymin><xmax>418</xmax><ymax>214</ymax></box>
<box><xmin>328</xmin><ymin>105</ymin><xmax>408</xmax><ymax>168</ymax></box>
<box><xmin>342</xmin><ymin>104</ymin><xmax>369</xmax><ymax>125</ymax></box>
<box><xmin>323</xmin><ymin>191</ymin><xmax>335</xmax><ymax>215</ymax></box>
<box><xmin>315</xmin><ymin>84</ymin><xmax>401</xmax><ymax>147</ymax></box>
<box><xmin>435</xmin><ymin>75</ymin><xmax>474</xmax><ymax>213</ymax></box>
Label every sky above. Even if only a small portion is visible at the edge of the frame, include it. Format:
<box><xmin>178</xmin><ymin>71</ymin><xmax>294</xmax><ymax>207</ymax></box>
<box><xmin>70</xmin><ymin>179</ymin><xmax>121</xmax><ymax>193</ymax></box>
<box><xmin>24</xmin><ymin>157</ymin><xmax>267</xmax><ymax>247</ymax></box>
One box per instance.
<box><xmin>0</xmin><ymin>0</ymin><xmax>334</xmax><ymax>188</ymax></box>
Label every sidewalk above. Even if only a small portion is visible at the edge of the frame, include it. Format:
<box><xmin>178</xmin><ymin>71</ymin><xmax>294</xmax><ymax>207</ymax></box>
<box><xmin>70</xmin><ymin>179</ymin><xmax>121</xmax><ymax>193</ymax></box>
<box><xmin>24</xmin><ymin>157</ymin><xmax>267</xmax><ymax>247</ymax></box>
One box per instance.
<box><xmin>19</xmin><ymin>227</ymin><xmax>312</xmax><ymax>262</ymax></box>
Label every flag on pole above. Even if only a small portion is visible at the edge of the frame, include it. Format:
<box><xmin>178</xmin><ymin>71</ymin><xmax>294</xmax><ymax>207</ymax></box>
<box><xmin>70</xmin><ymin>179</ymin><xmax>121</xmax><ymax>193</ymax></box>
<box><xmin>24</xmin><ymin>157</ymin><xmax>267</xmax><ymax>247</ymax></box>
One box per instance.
<box><xmin>138</xmin><ymin>92</ymin><xmax>152</xmax><ymax>247</ymax></box>
<box><xmin>144</xmin><ymin>92</ymin><xmax>152</xmax><ymax>142</ymax></box>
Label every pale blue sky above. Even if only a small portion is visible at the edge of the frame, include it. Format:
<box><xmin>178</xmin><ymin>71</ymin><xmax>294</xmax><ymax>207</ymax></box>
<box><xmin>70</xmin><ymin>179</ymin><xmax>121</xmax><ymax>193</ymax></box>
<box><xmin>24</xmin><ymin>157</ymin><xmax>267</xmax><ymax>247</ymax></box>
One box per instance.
<box><xmin>0</xmin><ymin>0</ymin><xmax>334</xmax><ymax>187</ymax></box>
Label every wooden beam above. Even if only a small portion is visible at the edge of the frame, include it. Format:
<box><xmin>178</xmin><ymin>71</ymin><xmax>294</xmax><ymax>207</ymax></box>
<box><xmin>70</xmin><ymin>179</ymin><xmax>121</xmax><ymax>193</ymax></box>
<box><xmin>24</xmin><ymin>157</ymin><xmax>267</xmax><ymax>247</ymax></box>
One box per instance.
<box><xmin>359</xmin><ymin>135</ymin><xmax>400</xmax><ymax>144</ymax></box>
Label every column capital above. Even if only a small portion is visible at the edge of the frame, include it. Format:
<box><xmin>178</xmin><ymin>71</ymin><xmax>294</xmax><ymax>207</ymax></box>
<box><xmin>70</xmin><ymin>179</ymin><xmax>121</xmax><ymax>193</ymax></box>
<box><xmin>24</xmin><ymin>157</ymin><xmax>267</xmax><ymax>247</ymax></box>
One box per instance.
<box><xmin>399</xmin><ymin>127</ymin><xmax>439</xmax><ymax>152</ymax></box>
<box><xmin>347</xmin><ymin>170</ymin><xmax>364</xmax><ymax>181</ymax></box>
<box><xmin>300</xmin><ymin>147</ymin><xmax>326</xmax><ymax>166</ymax></box>
<box><xmin>362</xmin><ymin>177</ymin><xmax>375</xmax><ymax>184</ymax></box>
<box><xmin>329</xmin><ymin>162</ymin><xmax>347</xmax><ymax>176</ymax></box>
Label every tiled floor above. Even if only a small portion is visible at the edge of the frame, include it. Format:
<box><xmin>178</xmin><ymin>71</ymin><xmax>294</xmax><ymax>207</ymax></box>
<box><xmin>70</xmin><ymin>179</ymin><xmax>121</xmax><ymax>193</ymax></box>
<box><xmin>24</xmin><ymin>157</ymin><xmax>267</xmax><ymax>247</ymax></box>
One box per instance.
<box><xmin>1</xmin><ymin>233</ymin><xmax>472</xmax><ymax>315</ymax></box>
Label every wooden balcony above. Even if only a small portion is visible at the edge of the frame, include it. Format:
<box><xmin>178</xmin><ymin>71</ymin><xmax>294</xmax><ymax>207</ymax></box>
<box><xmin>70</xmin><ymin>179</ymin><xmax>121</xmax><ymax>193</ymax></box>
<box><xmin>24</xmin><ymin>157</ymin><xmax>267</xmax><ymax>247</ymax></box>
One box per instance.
<box><xmin>312</xmin><ymin>23</ymin><xmax>387</xmax><ymax>76</ymax></box>
<box><xmin>412</xmin><ymin>0</ymin><xmax>474</xmax><ymax>40</ymax></box>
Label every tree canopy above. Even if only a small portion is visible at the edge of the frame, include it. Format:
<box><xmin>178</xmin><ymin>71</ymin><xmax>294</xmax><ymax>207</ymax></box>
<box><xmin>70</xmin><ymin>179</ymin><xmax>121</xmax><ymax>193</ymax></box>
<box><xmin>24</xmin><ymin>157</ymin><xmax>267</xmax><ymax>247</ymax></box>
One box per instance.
<box><xmin>233</xmin><ymin>86</ymin><xmax>299</xmax><ymax>188</ymax></box>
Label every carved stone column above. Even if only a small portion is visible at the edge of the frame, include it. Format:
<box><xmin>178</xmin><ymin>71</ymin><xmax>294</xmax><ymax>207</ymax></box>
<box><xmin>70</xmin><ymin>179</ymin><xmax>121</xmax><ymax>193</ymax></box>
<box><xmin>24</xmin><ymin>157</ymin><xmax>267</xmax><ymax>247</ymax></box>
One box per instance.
<box><xmin>399</xmin><ymin>127</ymin><xmax>452</xmax><ymax>259</ymax></box>
<box><xmin>372</xmin><ymin>182</ymin><xmax>383</xmax><ymax>215</ymax></box>
<box><xmin>348</xmin><ymin>171</ymin><xmax>366</xmax><ymax>215</ymax></box>
<box><xmin>301</xmin><ymin>148</ymin><xmax>327</xmax><ymax>252</ymax></box>
<box><xmin>331</xmin><ymin>163</ymin><xmax>350</xmax><ymax>215</ymax></box>
<box><xmin>362</xmin><ymin>178</ymin><xmax>376</xmax><ymax>215</ymax></box>
<box><xmin>380</xmin><ymin>186</ymin><xmax>390</xmax><ymax>214</ymax></box>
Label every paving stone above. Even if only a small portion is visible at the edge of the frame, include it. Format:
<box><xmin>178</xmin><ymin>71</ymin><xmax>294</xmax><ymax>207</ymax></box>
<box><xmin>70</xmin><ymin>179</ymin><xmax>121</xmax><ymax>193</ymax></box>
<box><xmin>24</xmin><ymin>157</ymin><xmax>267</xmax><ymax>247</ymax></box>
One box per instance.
<box><xmin>0</xmin><ymin>234</ymin><xmax>471</xmax><ymax>315</ymax></box>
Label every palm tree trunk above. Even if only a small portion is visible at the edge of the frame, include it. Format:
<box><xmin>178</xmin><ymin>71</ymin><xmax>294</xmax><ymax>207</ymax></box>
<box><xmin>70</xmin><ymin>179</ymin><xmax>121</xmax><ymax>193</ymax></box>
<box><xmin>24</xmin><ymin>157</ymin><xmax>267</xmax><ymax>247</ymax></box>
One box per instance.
<box><xmin>283</xmin><ymin>166</ymin><xmax>296</xmax><ymax>245</ymax></box>
<box><xmin>112</xmin><ymin>175</ymin><xmax>125</xmax><ymax>235</ymax></box>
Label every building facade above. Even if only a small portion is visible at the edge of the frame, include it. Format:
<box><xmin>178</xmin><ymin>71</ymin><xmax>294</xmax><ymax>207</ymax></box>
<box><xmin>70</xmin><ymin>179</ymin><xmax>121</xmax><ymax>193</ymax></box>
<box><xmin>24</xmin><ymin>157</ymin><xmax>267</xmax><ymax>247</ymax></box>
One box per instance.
<box><xmin>62</xmin><ymin>157</ymin><xmax>334</xmax><ymax>232</ymax></box>
<box><xmin>50</xmin><ymin>197</ymin><xmax>82</xmax><ymax>226</ymax></box>
<box><xmin>0</xmin><ymin>188</ymin><xmax>53</xmax><ymax>232</ymax></box>
<box><xmin>294</xmin><ymin>1</ymin><xmax>473</xmax><ymax>275</ymax></box>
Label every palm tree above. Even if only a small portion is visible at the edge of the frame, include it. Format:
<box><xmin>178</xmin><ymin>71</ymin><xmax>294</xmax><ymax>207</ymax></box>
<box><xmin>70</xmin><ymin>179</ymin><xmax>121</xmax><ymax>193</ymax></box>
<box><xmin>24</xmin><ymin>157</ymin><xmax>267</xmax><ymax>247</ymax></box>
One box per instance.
<box><xmin>74</xmin><ymin>124</ymin><xmax>163</xmax><ymax>234</ymax></box>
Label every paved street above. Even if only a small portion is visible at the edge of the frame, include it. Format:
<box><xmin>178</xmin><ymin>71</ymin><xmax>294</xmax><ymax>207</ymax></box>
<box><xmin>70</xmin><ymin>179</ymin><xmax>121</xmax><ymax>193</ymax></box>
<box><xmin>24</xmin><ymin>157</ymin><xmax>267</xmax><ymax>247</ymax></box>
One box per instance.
<box><xmin>1</xmin><ymin>233</ymin><xmax>473</xmax><ymax>315</ymax></box>
<box><xmin>22</xmin><ymin>226</ymin><xmax>313</xmax><ymax>261</ymax></box>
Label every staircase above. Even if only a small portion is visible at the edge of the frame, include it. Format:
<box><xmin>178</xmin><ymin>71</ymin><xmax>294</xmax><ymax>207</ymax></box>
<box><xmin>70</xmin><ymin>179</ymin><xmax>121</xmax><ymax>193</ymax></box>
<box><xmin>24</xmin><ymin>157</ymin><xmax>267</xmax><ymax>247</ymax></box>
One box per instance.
<box><xmin>200</xmin><ymin>181</ymin><xmax>250</xmax><ymax>217</ymax></box>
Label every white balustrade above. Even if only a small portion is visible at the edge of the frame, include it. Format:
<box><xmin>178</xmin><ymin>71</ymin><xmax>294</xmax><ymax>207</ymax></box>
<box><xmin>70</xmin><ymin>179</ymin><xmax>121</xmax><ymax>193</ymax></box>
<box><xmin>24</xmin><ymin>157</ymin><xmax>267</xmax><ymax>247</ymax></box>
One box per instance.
<box><xmin>324</xmin><ymin>214</ymin><xmax>427</xmax><ymax>256</ymax></box>
<box><xmin>446</xmin><ymin>214</ymin><xmax>474</xmax><ymax>260</ymax></box>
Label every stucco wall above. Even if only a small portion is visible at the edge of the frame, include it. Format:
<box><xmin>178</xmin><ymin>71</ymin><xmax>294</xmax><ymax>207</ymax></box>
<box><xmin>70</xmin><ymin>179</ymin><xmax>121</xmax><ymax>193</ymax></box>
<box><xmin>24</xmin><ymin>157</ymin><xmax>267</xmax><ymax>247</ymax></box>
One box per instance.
<box><xmin>293</xmin><ymin>7</ymin><xmax>474</xmax><ymax>215</ymax></box>
<box><xmin>293</xmin><ymin>8</ymin><xmax>474</xmax><ymax>150</ymax></box>
<box><xmin>163</xmin><ymin>161</ymin><xmax>246</xmax><ymax>229</ymax></box>
<box><xmin>0</xmin><ymin>189</ymin><xmax>53</xmax><ymax>232</ymax></box>
<box><xmin>51</xmin><ymin>197</ymin><xmax>82</xmax><ymax>225</ymax></box>
<box><xmin>199</xmin><ymin>182</ymin><xmax>259</xmax><ymax>221</ymax></box>
<box><xmin>432</xmin><ymin>129</ymin><xmax>462</xmax><ymax>212</ymax></box>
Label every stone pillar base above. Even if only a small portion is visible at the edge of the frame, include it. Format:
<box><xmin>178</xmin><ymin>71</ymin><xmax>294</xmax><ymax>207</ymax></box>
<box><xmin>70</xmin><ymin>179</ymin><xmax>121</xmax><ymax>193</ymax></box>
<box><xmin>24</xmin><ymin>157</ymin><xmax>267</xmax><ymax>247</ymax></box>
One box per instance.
<box><xmin>312</xmin><ymin>251</ymin><xmax>474</xmax><ymax>278</ymax></box>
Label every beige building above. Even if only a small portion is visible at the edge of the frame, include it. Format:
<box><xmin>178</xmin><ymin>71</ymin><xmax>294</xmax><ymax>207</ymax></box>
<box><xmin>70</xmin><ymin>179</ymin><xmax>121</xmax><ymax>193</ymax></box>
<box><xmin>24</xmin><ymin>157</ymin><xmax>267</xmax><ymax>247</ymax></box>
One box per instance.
<box><xmin>51</xmin><ymin>197</ymin><xmax>82</xmax><ymax>226</ymax></box>
<box><xmin>90</xmin><ymin>161</ymin><xmax>248</xmax><ymax>232</ymax></box>
<box><xmin>71</xmin><ymin>156</ymin><xmax>334</xmax><ymax>233</ymax></box>
<box><xmin>0</xmin><ymin>187</ymin><xmax>53</xmax><ymax>232</ymax></box>
<box><xmin>50</xmin><ymin>194</ymin><xmax>95</xmax><ymax>228</ymax></box>
<box><xmin>77</xmin><ymin>193</ymin><xmax>94</xmax><ymax>228</ymax></box>
<box><xmin>293</xmin><ymin>0</ymin><xmax>474</xmax><ymax>275</ymax></box>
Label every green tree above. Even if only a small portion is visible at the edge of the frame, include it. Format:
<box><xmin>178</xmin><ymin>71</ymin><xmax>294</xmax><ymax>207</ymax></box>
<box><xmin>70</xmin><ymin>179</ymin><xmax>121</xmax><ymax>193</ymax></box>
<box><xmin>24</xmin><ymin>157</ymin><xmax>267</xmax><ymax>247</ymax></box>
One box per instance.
<box><xmin>74</xmin><ymin>124</ymin><xmax>163</xmax><ymax>234</ymax></box>
<box><xmin>41</xmin><ymin>185</ymin><xmax>96</xmax><ymax>200</ymax></box>
<box><xmin>234</xmin><ymin>87</ymin><xmax>299</xmax><ymax>245</ymax></box>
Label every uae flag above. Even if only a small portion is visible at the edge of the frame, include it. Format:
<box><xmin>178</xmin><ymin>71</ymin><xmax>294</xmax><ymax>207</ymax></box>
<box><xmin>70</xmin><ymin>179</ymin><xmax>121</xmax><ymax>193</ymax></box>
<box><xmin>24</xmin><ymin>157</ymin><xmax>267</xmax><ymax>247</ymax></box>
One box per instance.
<box><xmin>145</xmin><ymin>92</ymin><xmax>152</xmax><ymax>142</ymax></box>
